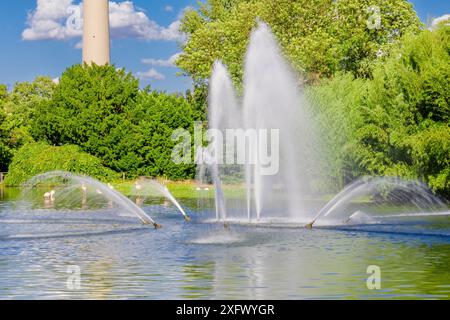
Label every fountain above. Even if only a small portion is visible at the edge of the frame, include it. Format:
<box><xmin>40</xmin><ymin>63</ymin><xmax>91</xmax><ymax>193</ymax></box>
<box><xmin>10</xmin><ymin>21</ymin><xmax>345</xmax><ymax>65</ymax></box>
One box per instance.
<box><xmin>132</xmin><ymin>177</ymin><xmax>191</xmax><ymax>222</ymax></box>
<box><xmin>308</xmin><ymin>177</ymin><xmax>449</xmax><ymax>227</ymax></box>
<box><xmin>10</xmin><ymin>23</ymin><xmax>448</xmax><ymax>234</ymax></box>
<box><xmin>201</xmin><ymin>22</ymin><xmax>449</xmax><ymax>229</ymax></box>
<box><xmin>201</xmin><ymin>22</ymin><xmax>323</xmax><ymax>225</ymax></box>
<box><xmin>1</xmin><ymin>16</ymin><xmax>450</xmax><ymax>300</ymax></box>
<box><xmin>21</xmin><ymin>171</ymin><xmax>188</xmax><ymax>229</ymax></box>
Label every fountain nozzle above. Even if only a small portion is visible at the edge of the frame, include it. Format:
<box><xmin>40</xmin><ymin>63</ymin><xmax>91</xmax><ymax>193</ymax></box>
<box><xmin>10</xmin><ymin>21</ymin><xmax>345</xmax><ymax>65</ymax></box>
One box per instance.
<box><xmin>305</xmin><ymin>220</ymin><xmax>315</xmax><ymax>229</ymax></box>
<box><xmin>153</xmin><ymin>222</ymin><xmax>162</xmax><ymax>229</ymax></box>
<box><xmin>184</xmin><ymin>215</ymin><xmax>191</xmax><ymax>222</ymax></box>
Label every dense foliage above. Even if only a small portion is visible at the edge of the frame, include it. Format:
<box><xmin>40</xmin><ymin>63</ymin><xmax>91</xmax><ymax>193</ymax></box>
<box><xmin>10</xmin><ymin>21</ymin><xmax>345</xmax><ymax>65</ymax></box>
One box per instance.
<box><xmin>31</xmin><ymin>64</ymin><xmax>197</xmax><ymax>180</ymax></box>
<box><xmin>177</xmin><ymin>0</ymin><xmax>421</xmax><ymax>84</ymax></box>
<box><xmin>0</xmin><ymin>1</ymin><xmax>448</xmax><ymax>200</ymax></box>
<box><xmin>0</xmin><ymin>78</ymin><xmax>55</xmax><ymax>171</ymax></box>
<box><xmin>0</xmin><ymin>106</ymin><xmax>11</xmax><ymax>172</ymax></box>
<box><xmin>309</xmin><ymin>25</ymin><xmax>450</xmax><ymax>197</ymax></box>
<box><xmin>4</xmin><ymin>142</ymin><xmax>118</xmax><ymax>186</ymax></box>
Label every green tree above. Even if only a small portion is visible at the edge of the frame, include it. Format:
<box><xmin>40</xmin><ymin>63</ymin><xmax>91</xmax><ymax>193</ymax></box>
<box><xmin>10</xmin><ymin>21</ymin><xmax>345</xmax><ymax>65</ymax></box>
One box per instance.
<box><xmin>32</xmin><ymin>64</ymin><xmax>139</xmax><ymax>147</ymax></box>
<box><xmin>185</xmin><ymin>84</ymin><xmax>208</xmax><ymax>122</ymax></box>
<box><xmin>0</xmin><ymin>78</ymin><xmax>56</xmax><ymax>171</ymax></box>
<box><xmin>0</xmin><ymin>85</ymin><xmax>8</xmax><ymax>171</ymax></box>
<box><xmin>307</xmin><ymin>73</ymin><xmax>367</xmax><ymax>190</ymax></box>
<box><xmin>359</xmin><ymin>25</ymin><xmax>450</xmax><ymax>196</ymax></box>
<box><xmin>310</xmin><ymin>25</ymin><xmax>450</xmax><ymax>197</ymax></box>
<box><xmin>0</xmin><ymin>84</ymin><xmax>6</xmax><ymax>101</ymax></box>
<box><xmin>129</xmin><ymin>89</ymin><xmax>197</xmax><ymax>179</ymax></box>
<box><xmin>2</xmin><ymin>77</ymin><xmax>55</xmax><ymax>148</ymax></box>
<box><xmin>32</xmin><ymin>64</ymin><xmax>198</xmax><ymax>179</ymax></box>
<box><xmin>177</xmin><ymin>0</ymin><xmax>421</xmax><ymax>84</ymax></box>
<box><xmin>0</xmin><ymin>108</ymin><xmax>12</xmax><ymax>172</ymax></box>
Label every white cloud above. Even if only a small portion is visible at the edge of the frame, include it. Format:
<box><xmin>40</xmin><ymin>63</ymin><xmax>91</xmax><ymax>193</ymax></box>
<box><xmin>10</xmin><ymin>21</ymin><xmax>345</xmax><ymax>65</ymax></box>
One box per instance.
<box><xmin>22</xmin><ymin>0</ymin><xmax>185</xmax><ymax>42</ymax></box>
<box><xmin>164</xmin><ymin>5</ymin><xmax>174</xmax><ymax>12</ymax></box>
<box><xmin>158</xmin><ymin>20</ymin><xmax>184</xmax><ymax>41</ymax></box>
<box><xmin>136</xmin><ymin>68</ymin><xmax>166</xmax><ymax>80</ymax></box>
<box><xmin>141</xmin><ymin>52</ymin><xmax>181</xmax><ymax>67</ymax></box>
<box><xmin>22</xmin><ymin>0</ymin><xmax>82</xmax><ymax>40</ymax></box>
<box><xmin>431</xmin><ymin>14</ymin><xmax>450</xmax><ymax>28</ymax></box>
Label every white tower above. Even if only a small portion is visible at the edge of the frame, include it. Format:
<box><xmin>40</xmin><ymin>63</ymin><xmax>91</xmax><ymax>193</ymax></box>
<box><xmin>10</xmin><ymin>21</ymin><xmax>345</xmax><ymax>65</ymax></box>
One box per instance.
<box><xmin>82</xmin><ymin>0</ymin><xmax>110</xmax><ymax>65</ymax></box>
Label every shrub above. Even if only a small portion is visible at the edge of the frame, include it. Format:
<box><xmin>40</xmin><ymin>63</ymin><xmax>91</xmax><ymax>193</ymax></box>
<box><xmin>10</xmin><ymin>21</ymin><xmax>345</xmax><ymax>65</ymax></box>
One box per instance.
<box><xmin>4</xmin><ymin>142</ymin><xmax>118</xmax><ymax>186</ymax></box>
<box><xmin>31</xmin><ymin>64</ymin><xmax>198</xmax><ymax>180</ymax></box>
<box><xmin>308</xmin><ymin>25</ymin><xmax>450</xmax><ymax>198</ymax></box>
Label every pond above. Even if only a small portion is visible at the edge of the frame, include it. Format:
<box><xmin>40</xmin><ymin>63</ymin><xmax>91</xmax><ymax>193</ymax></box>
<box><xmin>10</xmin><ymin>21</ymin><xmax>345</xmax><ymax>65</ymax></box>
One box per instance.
<box><xmin>0</xmin><ymin>187</ymin><xmax>449</xmax><ymax>299</ymax></box>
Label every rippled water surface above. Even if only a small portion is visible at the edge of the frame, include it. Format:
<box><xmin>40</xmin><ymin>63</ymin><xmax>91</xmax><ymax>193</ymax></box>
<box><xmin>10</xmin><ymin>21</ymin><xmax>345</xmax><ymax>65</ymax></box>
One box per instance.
<box><xmin>0</xmin><ymin>188</ymin><xmax>449</xmax><ymax>299</ymax></box>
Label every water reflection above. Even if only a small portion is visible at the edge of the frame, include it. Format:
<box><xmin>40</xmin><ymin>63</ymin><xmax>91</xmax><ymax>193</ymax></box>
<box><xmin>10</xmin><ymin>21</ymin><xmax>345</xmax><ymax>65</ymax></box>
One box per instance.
<box><xmin>0</xmin><ymin>191</ymin><xmax>449</xmax><ymax>299</ymax></box>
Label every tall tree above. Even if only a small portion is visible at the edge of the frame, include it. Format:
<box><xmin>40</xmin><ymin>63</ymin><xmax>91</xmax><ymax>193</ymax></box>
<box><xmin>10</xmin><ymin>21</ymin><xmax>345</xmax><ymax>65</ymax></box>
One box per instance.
<box><xmin>32</xmin><ymin>64</ymin><xmax>197</xmax><ymax>179</ymax></box>
<box><xmin>309</xmin><ymin>25</ymin><xmax>450</xmax><ymax>197</ymax></box>
<box><xmin>1</xmin><ymin>77</ymin><xmax>55</xmax><ymax>148</ymax></box>
<box><xmin>0</xmin><ymin>78</ymin><xmax>55</xmax><ymax>171</ymax></box>
<box><xmin>177</xmin><ymin>0</ymin><xmax>421</xmax><ymax>84</ymax></box>
<box><xmin>0</xmin><ymin>107</ymin><xmax>11</xmax><ymax>172</ymax></box>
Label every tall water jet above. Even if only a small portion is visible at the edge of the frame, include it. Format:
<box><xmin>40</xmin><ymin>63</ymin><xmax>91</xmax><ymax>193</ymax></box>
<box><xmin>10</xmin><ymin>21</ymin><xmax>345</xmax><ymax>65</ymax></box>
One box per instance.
<box><xmin>243</xmin><ymin>22</ymin><xmax>309</xmax><ymax>220</ymax></box>
<box><xmin>207</xmin><ymin>61</ymin><xmax>243</xmax><ymax>223</ymax></box>
<box><xmin>203</xmin><ymin>22</ymin><xmax>323</xmax><ymax>224</ymax></box>
<box><xmin>23</xmin><ymin>171</ymin><xmax>161</xmax><ymax>228</ymax></box>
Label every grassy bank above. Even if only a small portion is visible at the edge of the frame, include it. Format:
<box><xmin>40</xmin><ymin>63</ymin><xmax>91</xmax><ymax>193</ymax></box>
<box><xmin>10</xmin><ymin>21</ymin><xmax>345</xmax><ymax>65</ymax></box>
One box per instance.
<box><xmin>0</xmin><ymin>177</ymin><xmax>367</xmax><ymax>203</ymax></box>
<box><xmin>112</xmin><ymin>179</ymin><xmax>246</xmax><ymax>199</ymax></box>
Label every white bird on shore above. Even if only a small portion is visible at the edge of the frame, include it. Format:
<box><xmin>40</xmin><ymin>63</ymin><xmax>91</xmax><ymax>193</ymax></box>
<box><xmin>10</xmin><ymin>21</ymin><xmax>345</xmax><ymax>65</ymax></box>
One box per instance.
<box><xmin>43</xmin><ymin>190</ymin><xmax>56</xmax><ymax>201</ymax></box>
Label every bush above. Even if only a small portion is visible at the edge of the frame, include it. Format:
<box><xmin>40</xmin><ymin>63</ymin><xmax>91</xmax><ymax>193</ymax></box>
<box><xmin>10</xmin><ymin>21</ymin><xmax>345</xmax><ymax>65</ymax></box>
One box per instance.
<box><xmin>128</xmin><ymin>90</ymin><xmax>197</xmax><ymax>179</ymax></box>
<box><xmin>31</xmin><ymin>64</ymin><xmax>198</xmax><ymax>180</ymax></box>
<box><xmin>4</xmin><ymin>142</ymin><xmax>118</xmax><ymax>186</ymax></box>
<box><xmin>31</xmin><ymin>64</ymin><xmax>140</xmax><ymax>147</ymax></box>
<box><xmin>308</xmin><ymin>25</ymin><xmax>450</xmax><ymax>198</ymax></box>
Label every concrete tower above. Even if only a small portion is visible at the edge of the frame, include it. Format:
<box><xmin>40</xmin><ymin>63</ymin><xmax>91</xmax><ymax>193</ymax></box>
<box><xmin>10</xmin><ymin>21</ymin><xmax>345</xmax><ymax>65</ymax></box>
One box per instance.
<box><xmin>82</xmin><ymin>0</ymin><xmax>110</xmax><ymax>65</ymax></box>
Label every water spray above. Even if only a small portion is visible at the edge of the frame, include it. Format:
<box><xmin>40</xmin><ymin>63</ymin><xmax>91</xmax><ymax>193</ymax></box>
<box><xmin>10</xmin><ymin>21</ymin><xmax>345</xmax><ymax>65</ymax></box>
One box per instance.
<box><xmin>306</xmin><ymin>177</ymin><xmax>447</xmax><ymax>228</ymax></box>
<box><xmin>134</xmin><ymin>178</ymin><xmax>191</xmax><ymax>222</ymax></box>
<box><xmin>23</xmin><ymin>171</ymin><xmax>161</xmax><ymax>229</ymax></box>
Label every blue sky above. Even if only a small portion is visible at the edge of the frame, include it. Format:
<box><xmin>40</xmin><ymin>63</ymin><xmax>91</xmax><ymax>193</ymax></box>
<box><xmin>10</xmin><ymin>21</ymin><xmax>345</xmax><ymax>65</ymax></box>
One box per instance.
<box><xmin>0</xmin><ymin>0</ymin><xmax>448</xmax><ymax>93</ymax></box>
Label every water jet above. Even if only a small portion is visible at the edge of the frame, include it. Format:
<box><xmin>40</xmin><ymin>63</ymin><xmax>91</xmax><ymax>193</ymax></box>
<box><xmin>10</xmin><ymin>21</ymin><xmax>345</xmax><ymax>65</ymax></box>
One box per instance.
<box><xmin>132</xmin><ymin>177</ymin><xmax>191</xmax><ymax>222</ymax></box>
<box><xmin>23</xmin><ymin>171</ymin><xmax>159</xmax><ymax>227</ymax></box>
<box><xmin>201</xmin><ymin>22</ymin><xmax>321</xmax><ymax>225</ymax></box>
